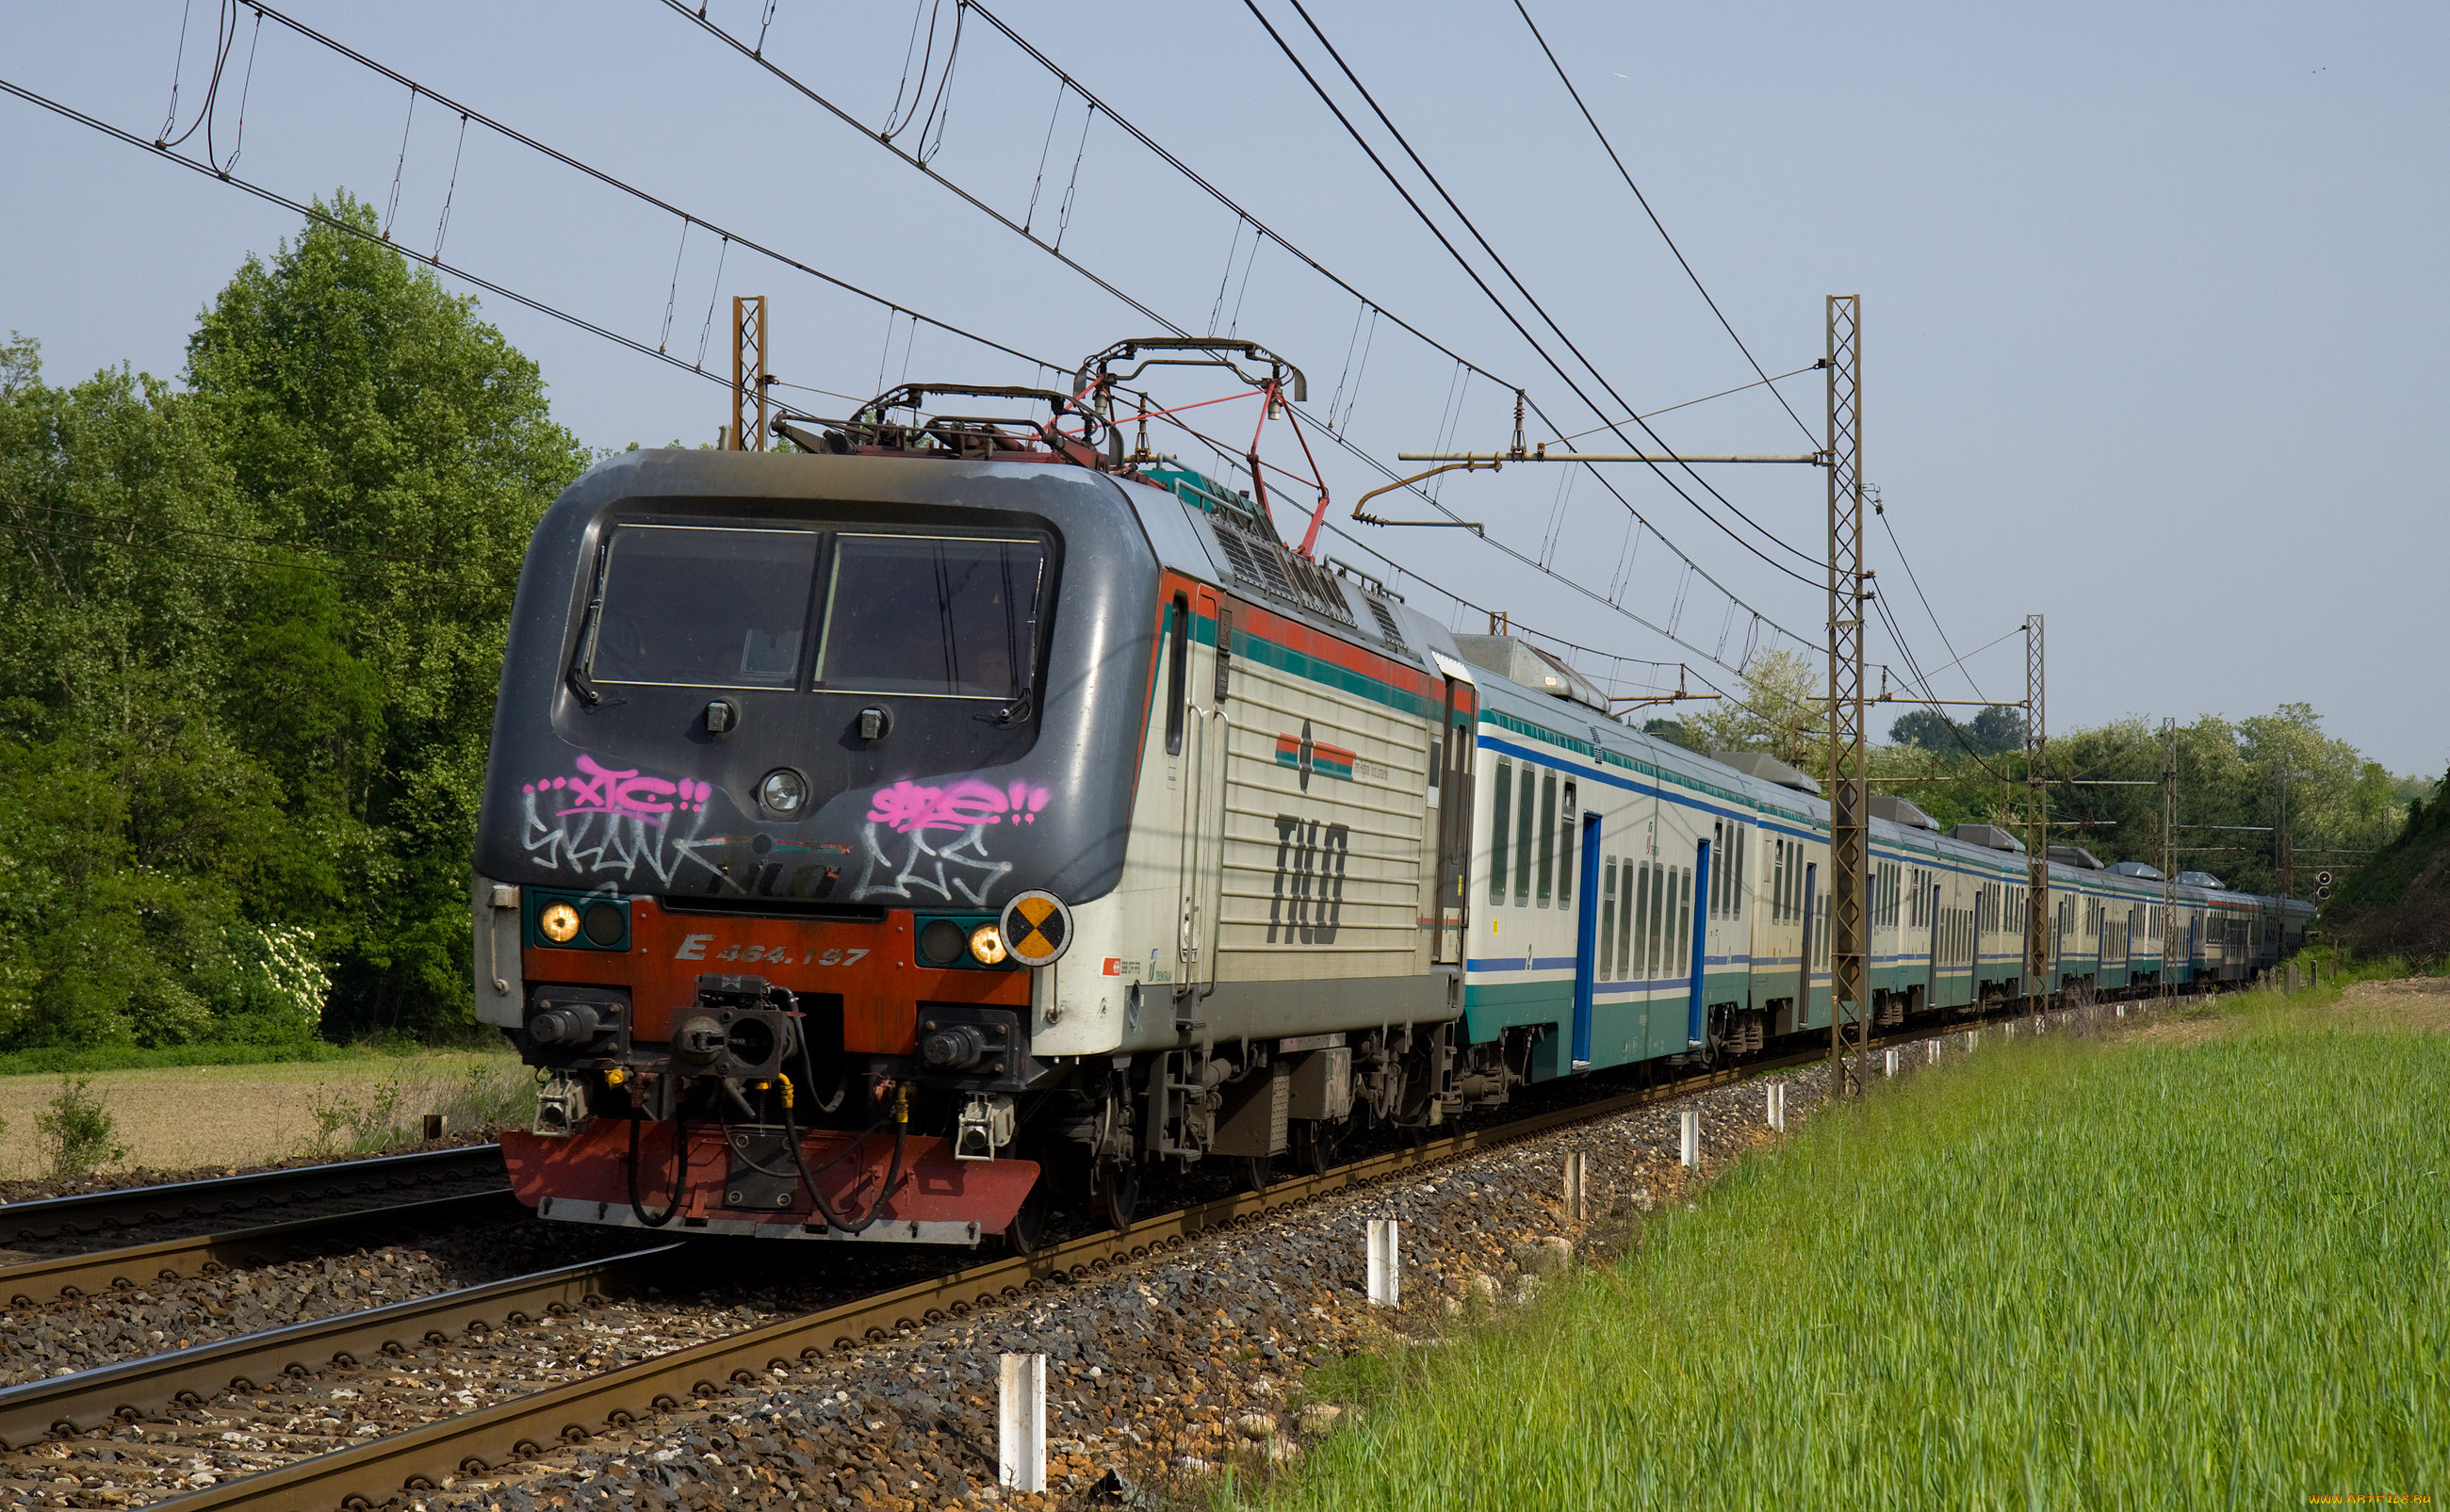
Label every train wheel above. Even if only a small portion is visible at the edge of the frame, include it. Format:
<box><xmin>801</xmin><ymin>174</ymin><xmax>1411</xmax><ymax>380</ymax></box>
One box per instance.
<box><xmin>1241</xmin><ymin>1154</ymin><xmax>1275</xmax><ymax>1192</ymax></box>
<box><xmin>1095</xmin><ymin>1156</ymin><xmax>1138</xmax><ymax>1232</ymax></box>
<box><xmin>1291</xmin><ymin>1119</ymin><xmax>1343</xmax><ymax>1176</ymax></box>
<box><xmin>998</xmin><ymin>1177</ymin><xmax>1051</xmax><ymax>1256</ymax></box>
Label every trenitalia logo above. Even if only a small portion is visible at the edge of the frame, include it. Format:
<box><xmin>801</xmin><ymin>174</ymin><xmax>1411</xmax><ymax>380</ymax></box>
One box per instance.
<box><xmin>1274</xmin><ymin>721</ymin><xmax>1355</xmax><ymax>791</ymax></box>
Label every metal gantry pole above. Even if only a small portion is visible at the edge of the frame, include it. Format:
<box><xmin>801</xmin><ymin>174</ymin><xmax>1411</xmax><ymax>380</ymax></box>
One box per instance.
<box><xmin>2023</xmin><ymin>614</ymin><xmax>2049</xmax><ymax>1013</ymax></box>
<box><xmin>731</xmin><ymin>294</ymin><xmax>769</xmax><ymax>451</ymax></box>
<box><xmin>1824</xmin><ymin>296</ymin><xmax>1869</xmax><ymax>1097</ymax></box>
<box><xmin>2160</xmin><ymin>716</ymin><xmax>2178</xmax><ymax>999</ymax></box>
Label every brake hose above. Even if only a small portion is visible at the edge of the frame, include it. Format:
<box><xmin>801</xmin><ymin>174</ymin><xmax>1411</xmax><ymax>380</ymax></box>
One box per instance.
<box><xmin>628</xmin><ymin>1109</ymin><xmax>686</xmax><ymax>1227</ymax></box>
<box><xmin>781</xmin><ymin>1078</ymin><xmax>909</xmax><ymax>1235</ymax></box>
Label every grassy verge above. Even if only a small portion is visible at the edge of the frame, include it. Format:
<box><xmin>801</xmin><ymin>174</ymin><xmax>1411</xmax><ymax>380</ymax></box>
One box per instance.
<box><xmin>1260</xmin><ymin>967</ymin><xmax>2448</xmax><ymax>1508</ymax></box>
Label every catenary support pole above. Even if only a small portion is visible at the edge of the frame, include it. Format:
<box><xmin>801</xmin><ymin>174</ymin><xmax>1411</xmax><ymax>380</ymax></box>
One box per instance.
<box><xmin>1824</xmin><ymin>295</ymin><xmax>1870</xmax><ymax>1098</ymax></box>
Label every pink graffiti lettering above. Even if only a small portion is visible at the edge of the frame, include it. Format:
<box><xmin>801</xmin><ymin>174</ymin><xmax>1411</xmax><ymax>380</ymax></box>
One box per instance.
<box><xmin>523</xmin><ymin>756</ymin><xmax>692</xmax><ymax>823</ymax></box>
<box><xmin>866</xmin><ymin>778</ymin><xmax>1052</xmax><ymax>834</ymax></box>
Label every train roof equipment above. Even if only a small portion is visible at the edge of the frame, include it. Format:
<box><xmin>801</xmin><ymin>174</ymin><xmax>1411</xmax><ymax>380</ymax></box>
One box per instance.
<box><xmin>1869</xmin><ymin>794</ymin><xmax>1941</xmax><ymax>832</ymax></box>
<box><xmin>2104</xmin><ymin>860</ymin><xmax>2165</xmax><ymax>880</ymax></box>
<box><xmin>1449</xmin><ymin>634</ymin><xmax>1609</xmax><ymax>712</ymax></box>
<box><xmin>1709</xmin><ymin>751</ymin><xmax>1821</xmax><ymax>795</ymax></box>
<box><xmin>1947</xmin><ymin>823</ymin><xmax>2025</xmax><ymax>853</ymax></box>
<box><xmin>2047</xmin><ymin>844</ymin><xmax>2105</xmax><ymax>870</ymax></box>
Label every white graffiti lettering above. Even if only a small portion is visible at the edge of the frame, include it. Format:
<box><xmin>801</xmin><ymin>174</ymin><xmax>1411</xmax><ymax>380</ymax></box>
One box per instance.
<box><xmin>849</xmin><ymin>821</ymin><xmax>1015</xmax><ymax>904</ymax></box>
<box><xmin>522</xmin><ymin>788</ymin><xmax>727</xmax><ymax>886</ymax></box>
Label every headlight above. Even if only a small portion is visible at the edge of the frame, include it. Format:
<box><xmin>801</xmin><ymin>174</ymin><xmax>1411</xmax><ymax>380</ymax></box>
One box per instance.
<box><xmin>758</xmin><ymin>768</ymin><xmax>808</xmax><ymax>815</ymax></box>
<box><xmin>968</xmin><ymin>924</ymin><xmax>1007</xmax><ymax>966</ymax></box>
<box><xmin>539</xmin><ymin>902</ymin><xmax>581</xmax><ymax>943</ymax></box>
<box><xmin>580</xmin><ymin>900</ymin><xmax>627</xmax><ymax>947</ymax></box>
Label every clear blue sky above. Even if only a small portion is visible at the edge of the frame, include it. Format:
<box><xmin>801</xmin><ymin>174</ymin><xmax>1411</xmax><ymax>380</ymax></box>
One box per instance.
<box><xmin>6</xmin><ymin>2</ymin><xmax>2442</xmax><ymax>773</ymax></box>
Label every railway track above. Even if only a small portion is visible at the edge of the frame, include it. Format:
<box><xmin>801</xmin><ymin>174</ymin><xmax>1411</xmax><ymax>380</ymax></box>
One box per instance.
<box><xmin>19</xmin><ymin>993</ymin><xmax>2187</xmax><ymax>1510</ymax></box>
<box><xmin>0</xmin><ymin>1191</ymin><xmax>519</xmax><ymax>1312</ymax></box>
<box><xmin>136</xmin><ymin>1045</ymin><xmax>1824</xmax><ymax>1511</ymax></box>
<box><xmin>0</xmin><ymin>1147</ymin><xmax>507</xmax><ymax>1248</ymax></box>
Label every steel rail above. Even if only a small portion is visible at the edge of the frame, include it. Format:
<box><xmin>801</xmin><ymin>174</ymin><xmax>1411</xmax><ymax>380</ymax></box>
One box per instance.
<box><xmin>0</xmin><ymin>1191</ymin><xmax>520</xmax><ymax>1310</ymax></box>
<box><xmin>0</xmin><ymin>1146</ymin><xmax>506</xmax><ymax>1244</ymax></box>
<box><xmin>0</xmin><ymin>1243</ymin><xmax>681</xmax><ymax>1449</ymax></box>
<box><xmin>142</xmin><ymin>1052</ymin><xmax>1805</xmax><ymax>1511</ymax></box>
<box><xmin>139</xmin><ymin>995</ymin><xmax>2185</xmax><ymax>1510</ymax></box>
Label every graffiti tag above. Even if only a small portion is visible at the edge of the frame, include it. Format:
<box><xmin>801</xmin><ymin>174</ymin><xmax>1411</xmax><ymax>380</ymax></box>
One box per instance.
<box><xmin>522</xmin><ymin>758</ymin><xmax>723</xmax><ymax>886</ymax></box>
<box><xmin>866</xmin><ymin>778</ymin><xmax>1050</xmax><ymax>834</ymax></box>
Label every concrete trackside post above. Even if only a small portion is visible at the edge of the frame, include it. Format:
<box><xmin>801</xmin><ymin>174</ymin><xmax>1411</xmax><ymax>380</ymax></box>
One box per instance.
<box><xmin>1367</xmin><ymin>1219</ymin><xmax>1400</xmax><ymax>1307</ymax></box>
<box><xmin>998</xmin><ymin>1353</ymin><xmax>1045</xmax><ymax>1491</ymax></box>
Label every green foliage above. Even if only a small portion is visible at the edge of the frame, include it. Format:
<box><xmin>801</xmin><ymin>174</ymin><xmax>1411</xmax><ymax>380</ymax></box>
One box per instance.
<box><xmin>34</xmin><ymin>1077</ymin><xmax>128</xmax><ymax>1179</ymax></box>
<box><xmin>2323</xmin><ymin>759</ymin><xmax>2450</xmax><ymax>961</ymax></box>
<box><xmin>1261</xmin><ymin>979</ymin><xmax>2447</xmax><ymax>1509</ymax></box>
<box><xmin>1680</xmin><ymin>649</ymin><xmax>1817</xmax><ymax>767</ymax></box>
<box><xmin>1888</xmin><ymin>703</ymin><xmax>2024</xmax><ymax>756</ymax></box>
<box><xmin>0</xmin><ymin>192</ymin><xmax>590</xmax><ymax>1051</ymax></box>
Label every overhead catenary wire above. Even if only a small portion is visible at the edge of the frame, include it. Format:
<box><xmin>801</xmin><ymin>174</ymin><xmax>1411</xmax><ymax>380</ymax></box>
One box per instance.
<box><xmin>1509</xmin><ymin>0</ymin><xmax>1818</xmax><ymax>447</ymax></box>
<box><xmin>0</xmin><ymin>74</ymin><xmax>1062</xmax><ymax>416</ymax></box>
<box><xmin>1253</xmin><ymin>0</ymin><xmax>1824</xmax><ymax>579</ymax></box>
<box><xmin>681</xmin><ymin>0</ymin><xmax>1820</xmax><ymax>647</ymax></box>
<box><xmin>229</xmin><ymin>2</ymin><xmax>1054</xmax><ymax>372</ymax></box>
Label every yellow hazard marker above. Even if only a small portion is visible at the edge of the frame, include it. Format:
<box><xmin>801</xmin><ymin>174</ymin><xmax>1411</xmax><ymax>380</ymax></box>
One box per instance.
<box><xmin>998</xmin><ymin>890</ymin><xmax>1073</xmax><ymax>967</ymax></box>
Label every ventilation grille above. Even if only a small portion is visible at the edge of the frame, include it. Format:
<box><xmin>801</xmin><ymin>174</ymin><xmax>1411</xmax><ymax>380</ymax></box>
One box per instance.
<box><xmin>1364</xmin><ymin>594</ymin><xmax>1408</xmax><ymax>653</ymax></box>
<box><xmin>1212</xmin><ymin>521</ymin><xmax>1356</xmax><ymax>627</ymax></box>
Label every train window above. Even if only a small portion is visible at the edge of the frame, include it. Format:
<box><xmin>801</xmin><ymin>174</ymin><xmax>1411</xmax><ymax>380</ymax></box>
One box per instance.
<box><xmin>1536</xmin><ymin>772</ymin><xmax>1559</xmax><ymax>906</ymax></box>
<box><xmin>1732</xmin><ymin>825</ymin><xmax>1745</xmax><ymax>919</ymax></box>
<box><xmin>589</xmin><ymin>524</ymin><xmax>821</xmax><ymax>689</ymax></box>
<box><xmin>1514</xmin><ymin>769</ymin><xmax>1537</xmax><ymax>904</ymax></box>
<box><xmin>816</xmin><ymin>533</ymin><xmax>1048</xmax><ymax>699</ymax></box>
<box><xmin>1771</xmin><ymin>840</ymin><xmax>1785</xmax><ymax>922</ymax></box>
<box><xmin>1600</xmin><ymin>858</ymin><xmax>1618</xmax><ymax>975</ymax></box>
<box><xmin>1616</xmin><ymin>861</ymin><xmax>1635</xmax><ymax>978</ymax></box>
<box><xmin>1710</xmin><ymin>822</ymin><xmax>1724</xmax><ymax>919</ymax></box>
<box><xmin>1558</xmin><ymin>782</ymin><xmax>1576</xmax><ymax>906</ymax></box>
<box><xmin>1163</xmin><ymin>594</ymin><xmax>1189</xmax><ymax>756</ymax></box>
<box><xmin>1644</xmin><ymin>863</ymin><xmax>1665</xmax><ymax>979</ymax></box>
<box><xmin>1488</xmin><ymin>760</ymin><xmax>1512</xmax><ymax>906</ymax></box>
<box><xmin>1674</xmin><ymin>867</ymin><xmax>1690</xmax><ymax>980</ymax></box>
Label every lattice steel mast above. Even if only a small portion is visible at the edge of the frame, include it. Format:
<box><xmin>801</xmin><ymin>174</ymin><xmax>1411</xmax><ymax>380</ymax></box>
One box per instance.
<box><xmin>1824</xmin><ymin>296</ymin><xmax>1869</xmax><ymax>1095</ymax></box>
<box><xmin>730</xmin><ymin>294</ymin><xmax>769</xmax><ymax>450</ymax></box>
<box><xmin>2160</xmin><ymin>715</ymin><xmax>2178</xmax><ymax>998</ymax></box>
<box><xmin>2023</xmin><ymin>614</ymin><xmax>2048</xmax><ymax>1012</ymax></box>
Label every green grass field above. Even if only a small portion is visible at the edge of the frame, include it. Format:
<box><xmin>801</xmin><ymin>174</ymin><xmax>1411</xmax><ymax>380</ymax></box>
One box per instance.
<box><xmin>1264</xmin><ymin>974</ymin><xmax>2449</xmax><ymax>1509</ymax></box>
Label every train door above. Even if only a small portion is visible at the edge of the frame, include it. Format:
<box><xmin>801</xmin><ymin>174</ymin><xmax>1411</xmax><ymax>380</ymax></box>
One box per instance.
<box><xmin>1176</xmin><ymin>586</ymin><xmax>1227</xmax><ymax>1000</ymax></box>
<box><xmin>1797</xmin><ymin>862</ymin><xmax>1820</xmax><ymax>1031</ymax></box>
<box><xmin>1428</xmin><ymin>665</ymin><xmax>1478</xmax><ymax>967</ymax></box>
<box><xmin>1686</xmin><ymin>837</ymin><xmax>1712</xmax><ymax>1049</ymax></box>
<box><xmin>1925</xmin><ymin>882</ymin><xmax>1943</xmax><ymax>1009</ymax></box>
<box><xmin>1571</xmin><ymin>812</ymin><xmax>1602</xmax><ymax>1068</ymax></box>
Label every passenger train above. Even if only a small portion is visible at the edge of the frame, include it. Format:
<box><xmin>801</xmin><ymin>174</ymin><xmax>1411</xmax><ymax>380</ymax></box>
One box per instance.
<box><xmin>471</xmin><ymin>343</ymin><xmax>2313</xmax><ymax>1248</ymax></box>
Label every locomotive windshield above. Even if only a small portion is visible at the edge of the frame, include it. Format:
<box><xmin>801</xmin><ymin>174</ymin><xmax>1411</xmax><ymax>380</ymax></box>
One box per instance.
<box><xmin>588</xmin><ymin>524</ymin><xmax>819</xmax><ymax>689</ymax></box>
<box><xmin>583</xmin><ymin>523</ymin><xmax>1047</xmax><ymax>701</ymax></box>
<box><xmin>815</xmin><ymin>533</ymin><xmax>1045</xmax><ymax>700</ymax></box>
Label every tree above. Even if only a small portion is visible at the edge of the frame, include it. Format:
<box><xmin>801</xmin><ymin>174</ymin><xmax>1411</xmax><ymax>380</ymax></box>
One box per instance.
<box><xmin>1683</xmin><ymin>649</ymin><xmax>1819</xmax><ymax>769</ymax></box>
<box><xmin>0</xmin><ymin>195</ymin><xmax>590</xmax><ymax>1050</ymax></box>
<box><xmin>184</xmin><ymin>192</ymin><xmax>591</xmax><ymax>1034</ymax></box>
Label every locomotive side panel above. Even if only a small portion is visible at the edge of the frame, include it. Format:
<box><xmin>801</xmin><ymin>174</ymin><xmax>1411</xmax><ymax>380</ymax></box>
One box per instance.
<box><xmin>1213</xmin><ymin>604</ymin><xmax>1436</xmax><ymax>989</ymax></box>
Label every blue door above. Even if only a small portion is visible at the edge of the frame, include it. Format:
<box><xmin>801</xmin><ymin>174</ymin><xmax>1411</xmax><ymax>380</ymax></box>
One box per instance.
<box><xmin>1687</xmin><ymin>837</ymin><xmax>1713</xmax><ymax>1048</ymax></box>
<box><xmin>1571</xmin><ymin>812</ymin><xmax>1603</xmax><ymax>1070</ymax></box>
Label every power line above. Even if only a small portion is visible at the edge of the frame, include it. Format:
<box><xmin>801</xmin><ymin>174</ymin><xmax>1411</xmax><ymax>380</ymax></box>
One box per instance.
<box><xmin>1508</xmin><ymin>0</ymin><xmax>1818</xmax><ymax>447</ymax></box>
<box><xmin>1872</xmin><ymin>491</ymin><xmax>1990</xmax><ymax>704</ymax></box>
<box><xmin>674</xmin><ymin>0</ymin><xmax>1821</xmax><ymax>646</ymax></box>
<box><xmin>241</xmin><ymin>2</ymin><xmax>1054</xmax><ymax>374</ymax></box>
<box><xmin>1252</xmin><ymin>0</ymin><xmax>1823</xmax><ymax>579</ymax></box>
